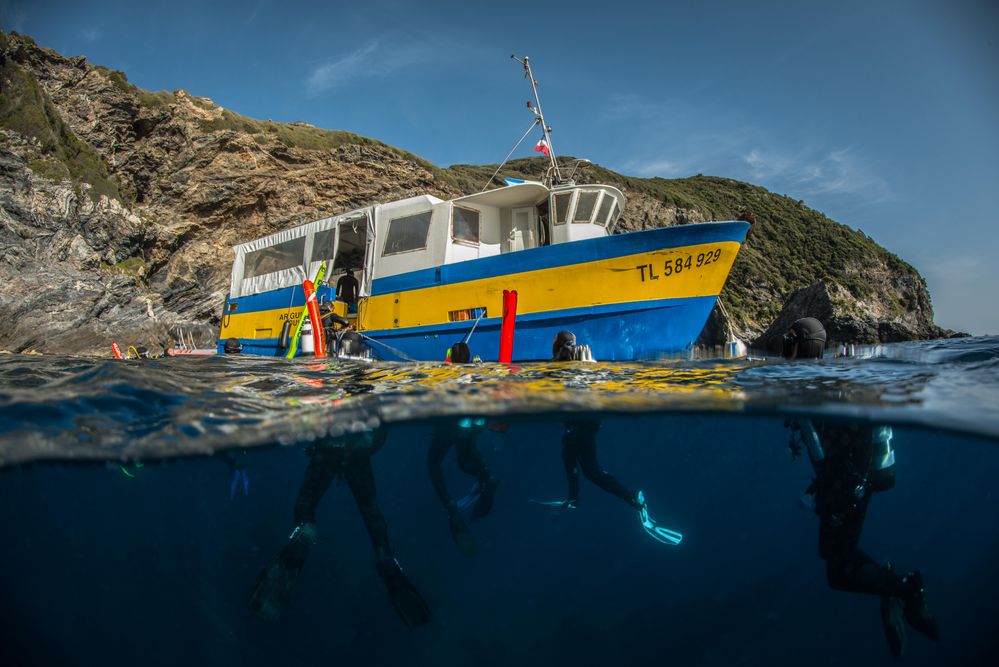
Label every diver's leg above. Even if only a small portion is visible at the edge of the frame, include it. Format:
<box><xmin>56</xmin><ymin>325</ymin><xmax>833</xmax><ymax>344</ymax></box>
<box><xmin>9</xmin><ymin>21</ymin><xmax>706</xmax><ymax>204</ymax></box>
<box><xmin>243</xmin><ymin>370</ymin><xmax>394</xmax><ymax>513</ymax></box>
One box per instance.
<box><xmin>427</xmin><ymin>433</ymin><xmax>476</xmax><ymax>556</ymax></box>
<box><xmin>560</xmin><ymin>438</ymin><xmax>582</xmax><ymax>506</ymax></box>
<box><xmin>249</xmin><ymin>447</ymin><xmax>334</xmax><ymax>620</ymax></box>
<box><xmin>426</xmin><ymin>435</ymin><xmax>453</xmax><ymax>508</ymax></box>
<box><xmin>345</xmin><ymin>454</ymin><xmax>432</xmax><ymax>627</ymax></box>
<box><xmin>818</xmin><ymin>495</ymin><xmax>903</xmax><ymax>594</ymax></box>
<box><xmin>456</xmin><ymin>438</ymin><xmax>498</xmax><ymax>519</ymax></box>
<box><xmin>343</xmin><ymin>453</ymin><xmax>392</xmax><ymax>559</ymax></box>
<box><xmin>293</xmin><ymin>447</ymin><xmax>339</xmax><ymax>524</ymax></box>
<box><xmin>818</xmin><ymin>496</ymin><xmax>936</xmax><ymax>658</ymax></box>
<box><xmin>568</xmin><ymin>423</ymin><xmax>640</xmax><ymax>509</ymax></box>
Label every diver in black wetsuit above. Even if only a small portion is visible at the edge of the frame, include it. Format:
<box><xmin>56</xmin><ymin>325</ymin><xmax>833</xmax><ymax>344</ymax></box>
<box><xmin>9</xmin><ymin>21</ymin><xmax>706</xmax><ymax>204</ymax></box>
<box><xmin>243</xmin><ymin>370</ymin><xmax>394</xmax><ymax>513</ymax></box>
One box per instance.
<box><xmin>558</xmin><ymin>417</ymin><xmax>639</xmax><ymax>510</ymax></box>
<box><xmin>541</xmin><ymin>331</ymin><xmax>682</xmax><ymax>545</ymax></box>
<box><xmin>249</xmin><ymin>426</ymin><xmax>431</xmax><ymax>627</ymax></box>
<box><xmin>790</xmin><ymin>420</ymin><xmax>939</xmax><ymax>659</ymax></box>
<box><xmin>783</xmin><ymin>318</ymin><xmax>938</xmax><ymax>659</ymax></box>
<box><xmin>427</xmin><ymin>418</ymin><xmax>498</xmax><ymax>557</ymax></box>
<box><xmin>781</xmin><ymin>317</ymin><xmax>827</xmax><ymax>360</ymax></box>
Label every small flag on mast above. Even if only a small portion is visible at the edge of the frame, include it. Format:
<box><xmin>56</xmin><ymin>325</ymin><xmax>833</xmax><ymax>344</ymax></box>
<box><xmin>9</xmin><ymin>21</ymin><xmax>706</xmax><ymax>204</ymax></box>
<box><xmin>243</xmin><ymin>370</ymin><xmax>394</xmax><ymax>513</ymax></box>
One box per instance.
<box><xmin>534</xmin><ymin>138</ymin><xmax>550</xmax><ymax>156</ymax></box>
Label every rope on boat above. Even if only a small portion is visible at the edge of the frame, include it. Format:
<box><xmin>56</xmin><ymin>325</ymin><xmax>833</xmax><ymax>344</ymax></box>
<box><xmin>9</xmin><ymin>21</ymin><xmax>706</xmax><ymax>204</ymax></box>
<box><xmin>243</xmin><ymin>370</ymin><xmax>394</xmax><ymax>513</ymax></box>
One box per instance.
<box><xmin>480</xmin><ymin>117</ymin><xmax>540</xmax><ymax>193</ymax></box>
<box><xmin>355</xmin><ymin>333</ymin><xmax>419</xmax><ymax>363</ymax></box>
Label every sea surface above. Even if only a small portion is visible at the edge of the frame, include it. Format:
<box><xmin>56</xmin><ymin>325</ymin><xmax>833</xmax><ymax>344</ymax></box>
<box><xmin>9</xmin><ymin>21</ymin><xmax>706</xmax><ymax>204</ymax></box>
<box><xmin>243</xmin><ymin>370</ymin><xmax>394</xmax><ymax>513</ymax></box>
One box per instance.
<box><xmin>1</xmin><ymin>336</ymin><xmax>997</xmax><ymax>666</ymax></box>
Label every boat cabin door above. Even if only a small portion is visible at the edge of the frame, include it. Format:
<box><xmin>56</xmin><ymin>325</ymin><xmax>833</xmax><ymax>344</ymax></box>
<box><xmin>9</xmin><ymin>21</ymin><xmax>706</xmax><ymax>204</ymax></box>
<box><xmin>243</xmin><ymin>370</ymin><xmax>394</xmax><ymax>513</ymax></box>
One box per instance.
<box><xmin>508</xmin><ymin>207</ymin><xmax>537</xmax><ymax>252</ymax></box>
<box><xmin>331</xmin><ymin>214</ymin><xmax>369</xmax><ymax>309</ymax></box>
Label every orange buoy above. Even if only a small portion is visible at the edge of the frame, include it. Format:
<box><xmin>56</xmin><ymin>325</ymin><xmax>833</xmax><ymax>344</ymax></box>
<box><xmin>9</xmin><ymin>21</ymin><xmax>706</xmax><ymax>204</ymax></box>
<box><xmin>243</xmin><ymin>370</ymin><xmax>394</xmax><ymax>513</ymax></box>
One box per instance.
<box><xmin>303</xmin><ymin>279</ymin><xmax>326</xmax><ymax>358</ymax></box>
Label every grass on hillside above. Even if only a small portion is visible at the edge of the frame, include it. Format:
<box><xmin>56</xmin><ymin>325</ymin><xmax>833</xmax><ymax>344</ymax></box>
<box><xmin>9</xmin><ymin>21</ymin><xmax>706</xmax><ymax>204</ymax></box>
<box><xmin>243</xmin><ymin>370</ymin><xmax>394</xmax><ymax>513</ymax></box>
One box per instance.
<box><xmin>1</xmin><ymin>50</ymin><xmax>122</xmax><ymax>203</ymax></box>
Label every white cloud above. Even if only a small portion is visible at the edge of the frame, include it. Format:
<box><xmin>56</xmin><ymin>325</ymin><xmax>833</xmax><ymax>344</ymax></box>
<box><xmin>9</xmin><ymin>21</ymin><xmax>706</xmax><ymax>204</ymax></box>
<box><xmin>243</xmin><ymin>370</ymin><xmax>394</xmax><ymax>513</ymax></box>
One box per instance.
<box><xmin>306</xmin><ymin>40</ymin><xmax>434</xmax><ymax>96</ymax></box>
<box><xmin>81</xmin><ymin>27</ymin><xmax>101</xmax><ymax>42</ymax></box>
<box><xmin>742</xmin><ymin>146</ymin><xmax>893</xmax><ymax>204</ymax></box>
<box><xmin>245</xmin><ymin>0</ymin><xmax>266</xmax><ymax>25</ymax></box>
<box><xmin>617</xmin><ymin>158</ymin><xmax>685</xmax><ymax>178</ymax></box>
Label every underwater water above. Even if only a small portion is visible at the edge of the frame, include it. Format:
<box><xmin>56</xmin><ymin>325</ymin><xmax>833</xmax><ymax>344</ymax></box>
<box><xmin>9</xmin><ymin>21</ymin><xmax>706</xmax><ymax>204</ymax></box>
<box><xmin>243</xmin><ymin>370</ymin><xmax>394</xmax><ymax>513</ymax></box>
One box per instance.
<box><xmin>1</xmin><ymin>337</ymin><xmax>997</xmax><ymax>666</ymax></box>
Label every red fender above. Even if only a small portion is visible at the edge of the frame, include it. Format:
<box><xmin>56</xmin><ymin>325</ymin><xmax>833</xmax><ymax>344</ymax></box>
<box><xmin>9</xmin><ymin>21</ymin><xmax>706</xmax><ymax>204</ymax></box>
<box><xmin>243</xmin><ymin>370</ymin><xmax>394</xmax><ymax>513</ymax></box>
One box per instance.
<box><xmin>303</xmin><ymin>279</ymin><xmax>327</xmax><ymax>358</ymax></box>
<box><xmin>498</xmin><ymin>289</ymin><xmax>518</xmax><ymax>363</ymax></box>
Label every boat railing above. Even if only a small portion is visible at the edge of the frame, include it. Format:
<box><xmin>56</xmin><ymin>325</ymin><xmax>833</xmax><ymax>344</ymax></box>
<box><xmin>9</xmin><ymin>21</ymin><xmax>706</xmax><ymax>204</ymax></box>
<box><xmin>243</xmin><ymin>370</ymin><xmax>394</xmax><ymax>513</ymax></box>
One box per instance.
<box><xmin>550</xmin><ymin>158</ymin><xmax>592</xmax><ymax>186</ymax></box>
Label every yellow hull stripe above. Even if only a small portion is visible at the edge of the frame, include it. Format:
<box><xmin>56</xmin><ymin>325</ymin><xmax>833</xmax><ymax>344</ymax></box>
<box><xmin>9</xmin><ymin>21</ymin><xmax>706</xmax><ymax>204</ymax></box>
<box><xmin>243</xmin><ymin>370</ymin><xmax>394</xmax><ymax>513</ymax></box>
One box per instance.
<box><xmin>219</xmin><ymin>240</ymin><xmax>739</xmax><ymax>339</ymax></box>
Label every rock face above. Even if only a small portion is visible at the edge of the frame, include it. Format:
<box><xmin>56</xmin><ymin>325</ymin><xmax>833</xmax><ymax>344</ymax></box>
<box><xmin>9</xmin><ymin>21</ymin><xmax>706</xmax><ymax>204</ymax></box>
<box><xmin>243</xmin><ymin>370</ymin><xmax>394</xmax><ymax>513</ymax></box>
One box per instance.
<box><xmin>0</xmin><ymin>32</ymin><xmax>955</xmax><ymax>356</ymax></box>
<box><xmin>752</xmin><ymin>281</ymin><xmax>950</xmax><ymax>354</ymax></box>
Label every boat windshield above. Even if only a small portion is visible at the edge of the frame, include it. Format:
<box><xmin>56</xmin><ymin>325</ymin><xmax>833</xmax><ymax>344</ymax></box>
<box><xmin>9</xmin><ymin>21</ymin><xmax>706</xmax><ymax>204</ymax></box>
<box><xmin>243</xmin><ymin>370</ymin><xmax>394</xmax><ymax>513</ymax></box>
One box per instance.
<box><xmin>550</xmin><ymin>187</ymin><xmax>624</xmax><ymax>228</ymax></box>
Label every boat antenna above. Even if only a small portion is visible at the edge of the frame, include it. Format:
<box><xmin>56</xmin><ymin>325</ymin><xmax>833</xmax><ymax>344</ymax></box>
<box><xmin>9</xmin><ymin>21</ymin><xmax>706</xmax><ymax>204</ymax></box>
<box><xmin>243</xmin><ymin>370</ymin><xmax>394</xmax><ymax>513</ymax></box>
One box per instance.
<box><xmin>511</xmin><ymin>54</ymin><xmax>561</xmax><ymax>185</ymax></box>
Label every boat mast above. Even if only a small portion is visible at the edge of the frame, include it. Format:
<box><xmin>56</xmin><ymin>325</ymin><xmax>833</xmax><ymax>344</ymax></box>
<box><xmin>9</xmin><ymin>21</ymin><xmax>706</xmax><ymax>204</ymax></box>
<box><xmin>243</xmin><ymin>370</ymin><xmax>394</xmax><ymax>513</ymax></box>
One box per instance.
<box><xmin>512</xmin><ymin>55</ymin><xmax>562</xmax><ymax>185</ymax></box>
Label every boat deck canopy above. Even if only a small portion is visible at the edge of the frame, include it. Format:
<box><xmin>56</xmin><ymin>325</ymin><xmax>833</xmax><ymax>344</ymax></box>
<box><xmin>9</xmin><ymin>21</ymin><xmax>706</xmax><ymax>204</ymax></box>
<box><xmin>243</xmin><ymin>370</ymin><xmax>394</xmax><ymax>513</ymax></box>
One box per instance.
<box><xmin>452</xmin><ymin>182</ymin><xmax>550</xmax><ymax>208</ymax></box>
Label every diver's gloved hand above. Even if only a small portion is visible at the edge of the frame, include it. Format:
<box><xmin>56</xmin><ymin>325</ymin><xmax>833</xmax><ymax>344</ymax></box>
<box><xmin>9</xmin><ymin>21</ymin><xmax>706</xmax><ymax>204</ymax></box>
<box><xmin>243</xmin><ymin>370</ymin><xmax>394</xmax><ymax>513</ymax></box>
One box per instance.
<box><xmin>635</xmin><ymin>491</ymin><xmax>683</xmax><ymax>546</ymax></box>
<box><xmin>470</xmin><ymin>476</ymin><xmax>498</xmax><ymax>520</ymax></box>
<box><xmin>573</xmin><ymin>344</ymin><xmax>595</xmax><ymax>362</ymax></box>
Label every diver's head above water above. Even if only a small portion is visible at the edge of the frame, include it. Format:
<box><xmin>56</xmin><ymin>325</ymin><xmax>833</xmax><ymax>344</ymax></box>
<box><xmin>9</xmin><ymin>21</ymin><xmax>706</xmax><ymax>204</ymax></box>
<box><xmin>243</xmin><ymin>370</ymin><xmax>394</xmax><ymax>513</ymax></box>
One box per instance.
<box><xmin>782</xmin><ymin>317</ymin><xmax>826</xmax><ymax>360</ymax></box>
<box><xmin>552</xmin><ymin>330</ymin><xmax>577</xmax><ymax>361</ymax></box>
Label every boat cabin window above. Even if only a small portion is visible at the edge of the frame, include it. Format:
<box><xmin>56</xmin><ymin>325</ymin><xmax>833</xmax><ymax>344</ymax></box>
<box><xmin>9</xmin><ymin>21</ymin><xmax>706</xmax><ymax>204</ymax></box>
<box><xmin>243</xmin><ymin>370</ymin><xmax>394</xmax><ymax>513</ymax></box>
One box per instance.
<box><xmin>573</xmin><ymin>191</ymin><xmax>599</xmax><ymax>223</ymax></box>
<box><xmin>596</xmin><ymin>193</ymin><xmax>614</xmax><ymax>227</ymax></box>
<box><xmin>607</xmin><ymin>201</ymin><xmax>621</xmax><ymax>228</ymax></box>
<box><xmin>383</xmin><ymin>211</ymin><xmax>432</xmax><ymax>256</ymax></box>
<box><xmin>452</xmin><ymin>206</ymin><xmax>480</xmax><ymax>245</ymax></box>
<box><xmin>553</xmin><ymin>192</ymin><xmax>572</xmax><ymax>225</ymax></box>
<box><xmin>310</xmin><ymin>228</ymin><xmax>336</xmax><ymax>264</ymax></box>
<box><xmin>244</xmin><ymin>236</ymin><xmax>306</xmax><ymax>279</ymax></box>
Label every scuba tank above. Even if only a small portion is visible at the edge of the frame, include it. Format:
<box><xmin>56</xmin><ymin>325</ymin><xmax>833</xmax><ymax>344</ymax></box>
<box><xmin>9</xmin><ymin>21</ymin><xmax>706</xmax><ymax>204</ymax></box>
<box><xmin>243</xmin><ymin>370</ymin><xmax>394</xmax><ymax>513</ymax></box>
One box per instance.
<box><xmin>278</xmin><ymin>320</ymin><xmax>292</xmax><ymax>352</ymax></box>
<box><xmin>868</xmin><ymin>425</ymin><xmax>896</xmax><ymax>492</ymax></box>
<box><xmin>787</xmin><ymin>419</ymin><xmax>825</xmax><ymax>466</ymax></box>
<box><xmin>789</xmin><ymin>420</ymin><xmax>897</xmax><ymax>515</ymax></box>
<box><xmin>301</xmin><ymin>317</ymin><xmax>314</xmax><ymax>355</ymax></box>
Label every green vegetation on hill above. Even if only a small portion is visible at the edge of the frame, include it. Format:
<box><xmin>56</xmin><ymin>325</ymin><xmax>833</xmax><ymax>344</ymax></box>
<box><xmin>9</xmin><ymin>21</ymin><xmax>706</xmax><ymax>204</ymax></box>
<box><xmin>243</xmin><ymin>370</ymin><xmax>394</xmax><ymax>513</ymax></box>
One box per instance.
<box><xmin>0</xmin><ymin>41</ymin><xmax>122</xmax><ymax>203</ymax></box>
<box><xmin>196</xmin><ymin>109</ymin><xmax>382</xmax><ymax>151</ymax></box>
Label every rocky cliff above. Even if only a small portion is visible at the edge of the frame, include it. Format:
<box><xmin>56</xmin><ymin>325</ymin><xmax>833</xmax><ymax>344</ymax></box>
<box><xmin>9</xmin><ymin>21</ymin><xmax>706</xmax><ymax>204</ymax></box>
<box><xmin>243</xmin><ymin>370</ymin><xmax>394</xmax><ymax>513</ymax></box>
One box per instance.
<box><xmin>0</xmin><ymin>32</ymin><xmax>955</xmax><ymax>356</ymax></box>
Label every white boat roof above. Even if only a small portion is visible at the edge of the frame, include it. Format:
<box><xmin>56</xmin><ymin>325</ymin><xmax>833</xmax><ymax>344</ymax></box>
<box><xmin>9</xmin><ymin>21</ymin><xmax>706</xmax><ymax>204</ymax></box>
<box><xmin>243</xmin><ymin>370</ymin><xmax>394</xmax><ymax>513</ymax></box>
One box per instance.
<box><xmin>451</xmin><ymin>182</ymin><xmax>549</xmax><ymax>208</ymax></box>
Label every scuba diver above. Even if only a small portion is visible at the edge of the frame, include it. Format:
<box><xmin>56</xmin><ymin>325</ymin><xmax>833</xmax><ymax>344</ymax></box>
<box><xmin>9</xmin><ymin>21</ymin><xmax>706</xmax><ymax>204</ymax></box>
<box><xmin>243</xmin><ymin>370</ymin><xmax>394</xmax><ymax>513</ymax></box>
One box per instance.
<box><xmin>534</xmin><ymin>331</ymin><xmax>682</xmax><ymax>546</ymax></box>
<box><xmin>781</xmin><ymin>316</ymin><xmax>827</xmax><ymax>360</ymax></box>
<box><xmin>783</xmin><ymin>317</ymin><xmax>938</xmax><ymax>659</ymax></box>
<box><xmin>320</xmin><ymin>301</ymin><xmax>370</xmax><ymax>359</ymax></box>
<box><xmin>427</xmin><ymin>418</ymin><xmax>498</xmax><ymax>557</ymax></box>
<box><xmin>428</xmin><ymin>340</ymin><xmax>498</xmax><ymax>556</ymax></box>
<box><xmin>249</xmin><ymin>425</ymin><xmax>431</xmax><ymax>627</ymax></box>
<box><xmin>336</xmin><ymin>269</ymin><xmax>360</xmax><ymax>314</ymax></box>
<box><xmin>788</xmin><ymin>419</ymin><xmax>939</xmax><ymax>659</ymax></box>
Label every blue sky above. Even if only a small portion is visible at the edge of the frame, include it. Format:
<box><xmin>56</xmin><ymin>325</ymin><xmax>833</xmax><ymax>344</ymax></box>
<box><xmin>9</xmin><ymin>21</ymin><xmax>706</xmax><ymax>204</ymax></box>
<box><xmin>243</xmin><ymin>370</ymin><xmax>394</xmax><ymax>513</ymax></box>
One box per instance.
<box><xmin>3</xmin><ymin>0</ymin><xmax>997</xmax><ymax>334</ymax></box>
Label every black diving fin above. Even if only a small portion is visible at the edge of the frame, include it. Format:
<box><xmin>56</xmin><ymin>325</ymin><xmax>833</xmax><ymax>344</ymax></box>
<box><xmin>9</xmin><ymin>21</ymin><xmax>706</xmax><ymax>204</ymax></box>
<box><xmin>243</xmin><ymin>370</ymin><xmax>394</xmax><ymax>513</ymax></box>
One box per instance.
<box><xmin>448</xmin><ymin>508</ymin><xmax>477</xmax><ymax>557</ymax></box>
<box><xmin>376</xmin><ymin>557</ymin><xmax>432</xmax><ymax>627</ymax></box>
<box><xmin>249</xmin><ymin>522</ymin><xmax>317</xmax><ymax>620</ymax></box>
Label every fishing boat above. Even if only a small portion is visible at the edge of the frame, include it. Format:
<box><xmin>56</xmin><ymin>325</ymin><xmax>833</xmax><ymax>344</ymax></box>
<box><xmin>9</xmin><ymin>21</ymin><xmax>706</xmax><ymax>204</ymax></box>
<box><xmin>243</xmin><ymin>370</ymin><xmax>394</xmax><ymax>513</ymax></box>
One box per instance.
<box><xmin>217</xmin><ymin>57</ymin><xmax>749</xmax><ymax>361</ymax></box>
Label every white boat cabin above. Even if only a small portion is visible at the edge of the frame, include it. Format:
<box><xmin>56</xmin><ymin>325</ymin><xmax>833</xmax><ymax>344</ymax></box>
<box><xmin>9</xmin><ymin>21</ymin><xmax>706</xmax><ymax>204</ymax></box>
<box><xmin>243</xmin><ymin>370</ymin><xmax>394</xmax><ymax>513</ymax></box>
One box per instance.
<box><xmin>227</xmin><ymin>182</ymin><xmax>626</xmax><ymax>301</ymax></box>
